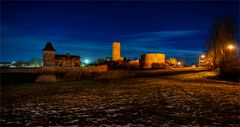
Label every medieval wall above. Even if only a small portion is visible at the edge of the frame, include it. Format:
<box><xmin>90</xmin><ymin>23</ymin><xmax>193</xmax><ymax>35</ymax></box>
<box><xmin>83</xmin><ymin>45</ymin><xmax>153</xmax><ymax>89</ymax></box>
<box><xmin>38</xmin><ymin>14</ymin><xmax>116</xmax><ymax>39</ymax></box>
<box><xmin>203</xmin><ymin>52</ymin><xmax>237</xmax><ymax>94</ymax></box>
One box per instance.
<box><xmin>140</xmin><ymin>53</ymin><xmax>165</xmax><ymax>69</ymax></box>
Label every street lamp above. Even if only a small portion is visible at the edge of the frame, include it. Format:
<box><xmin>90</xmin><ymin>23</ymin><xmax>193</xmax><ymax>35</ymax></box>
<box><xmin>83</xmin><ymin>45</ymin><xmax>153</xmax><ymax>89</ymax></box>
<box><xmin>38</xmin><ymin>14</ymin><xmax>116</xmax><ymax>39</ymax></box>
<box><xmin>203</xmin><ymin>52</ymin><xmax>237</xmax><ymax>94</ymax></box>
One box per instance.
<box><xmin>227</xmin><ymin>44</ymin><xmax>234</xmax><ymax>50</ymax></box>
<box><xmin>201</xmin><ymin>54</ymin><xmax>205</xmax><ymax>58</ymax></box>
<box><xmin>177</xmin><ymin>62</ymin><xmax>181</xmax><ymax>66</ymax></box>
<box><xmin>199</xmin><ymin>54</ymin><xmax>205</xmax><ymax>65</ymax></box>
<box><xmin>227</xmin><ymin>44</ymin><xmax>238</xmax><ymax>58</ymax></box>
<box><xmin>84</xmin><ymin>59</ymin><xmax>89</xmax><ymax>64</ymax></box>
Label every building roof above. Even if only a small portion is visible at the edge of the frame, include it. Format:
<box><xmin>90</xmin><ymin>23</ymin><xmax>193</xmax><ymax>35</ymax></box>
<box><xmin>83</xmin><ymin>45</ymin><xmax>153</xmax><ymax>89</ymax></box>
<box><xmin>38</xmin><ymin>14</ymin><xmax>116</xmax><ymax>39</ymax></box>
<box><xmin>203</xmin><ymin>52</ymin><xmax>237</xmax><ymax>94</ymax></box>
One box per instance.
<box><xmin>55</xmin><ymin>54</ymin><xmax>80</xmax><ymax>58</ymax></box>
<box><xmin>43</xmin><ymin>42</ymin><xmax>56</xmax><ymax>51</ymax></box>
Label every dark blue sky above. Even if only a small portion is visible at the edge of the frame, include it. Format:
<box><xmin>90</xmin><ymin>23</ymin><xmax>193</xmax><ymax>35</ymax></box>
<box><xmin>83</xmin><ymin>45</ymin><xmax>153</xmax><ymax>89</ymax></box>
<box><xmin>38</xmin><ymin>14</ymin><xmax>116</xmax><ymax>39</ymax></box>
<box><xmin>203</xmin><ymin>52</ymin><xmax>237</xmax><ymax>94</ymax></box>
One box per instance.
<box><xmin>1</xmin><ymin>1</ymin><xmax>239</xmax><ymax>64</ymax></box>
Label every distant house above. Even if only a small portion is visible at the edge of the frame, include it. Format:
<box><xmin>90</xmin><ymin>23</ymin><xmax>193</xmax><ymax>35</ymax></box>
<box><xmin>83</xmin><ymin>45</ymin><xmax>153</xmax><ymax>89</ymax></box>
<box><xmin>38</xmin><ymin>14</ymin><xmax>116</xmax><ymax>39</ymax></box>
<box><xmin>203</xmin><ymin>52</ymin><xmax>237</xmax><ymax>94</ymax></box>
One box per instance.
<box><xmin>0</xmin><ymin>62</ymin><xmax>11</xmax><ymax>67</ymax></box>
<box><xmin>0</xmin><ymin>61</ymin><xmax>35</xmax><ymax>68</ymax></box>
<box><xmin>43</xmin><ymin>42</ymin><xmax>81</xmax><ymax>67</ymax></box>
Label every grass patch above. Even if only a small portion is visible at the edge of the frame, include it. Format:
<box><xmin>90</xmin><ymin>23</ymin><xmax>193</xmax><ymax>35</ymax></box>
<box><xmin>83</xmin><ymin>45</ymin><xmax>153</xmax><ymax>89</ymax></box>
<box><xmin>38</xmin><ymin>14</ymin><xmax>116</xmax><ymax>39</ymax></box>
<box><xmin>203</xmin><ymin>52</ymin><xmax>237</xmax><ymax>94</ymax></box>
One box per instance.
<box><xmin>1</xmin><ymin>71</ymin><xmax>239</xmax><ymax>126</ymax></box>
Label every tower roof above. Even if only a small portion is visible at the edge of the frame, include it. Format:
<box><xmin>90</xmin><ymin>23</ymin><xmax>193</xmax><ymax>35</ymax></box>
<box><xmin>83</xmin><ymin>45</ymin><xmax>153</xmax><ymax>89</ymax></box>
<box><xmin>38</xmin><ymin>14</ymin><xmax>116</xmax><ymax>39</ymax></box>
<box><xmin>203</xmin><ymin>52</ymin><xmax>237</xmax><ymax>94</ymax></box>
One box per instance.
<box><xmin>43</xmin><ymin>42</ymin><xmax>55</xmax><ymax>51</ymax></box>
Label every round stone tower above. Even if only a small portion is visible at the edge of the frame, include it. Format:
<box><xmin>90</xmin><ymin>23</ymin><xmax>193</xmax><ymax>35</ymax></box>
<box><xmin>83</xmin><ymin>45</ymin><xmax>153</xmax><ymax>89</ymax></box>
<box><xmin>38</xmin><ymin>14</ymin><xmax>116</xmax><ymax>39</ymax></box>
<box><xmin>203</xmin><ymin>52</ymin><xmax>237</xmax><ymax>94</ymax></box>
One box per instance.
<box><xmin>42</xmin><ymin>42</ymin><xmax>56</xmax><ymax>66</ymax></box>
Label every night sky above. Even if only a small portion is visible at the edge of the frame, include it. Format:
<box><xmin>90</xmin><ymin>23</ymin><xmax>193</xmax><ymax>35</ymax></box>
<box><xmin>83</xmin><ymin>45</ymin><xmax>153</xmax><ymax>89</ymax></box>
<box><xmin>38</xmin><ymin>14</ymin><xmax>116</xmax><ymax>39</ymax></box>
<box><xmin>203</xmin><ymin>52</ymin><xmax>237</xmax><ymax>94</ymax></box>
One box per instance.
<box><xmin>1</xmin><ymin>1</ymin><xmax>239</xmax><ymax>64</ymax></box>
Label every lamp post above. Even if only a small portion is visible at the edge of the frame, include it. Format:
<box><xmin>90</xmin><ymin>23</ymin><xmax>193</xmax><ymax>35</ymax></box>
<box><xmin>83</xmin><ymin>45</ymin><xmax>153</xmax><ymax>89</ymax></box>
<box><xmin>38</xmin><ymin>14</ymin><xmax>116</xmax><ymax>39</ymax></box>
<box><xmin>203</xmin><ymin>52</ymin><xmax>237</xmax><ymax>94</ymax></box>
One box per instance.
<box><xmin>227</xmin><ymin>44</ymin><xmax>236</xmax><ymax>58</ymax></box>
<box><xmin>199</xmin><ymin>54</ymin><xmax>206</xmax><ymax>65</ymax></box>
<box><xmin>227</xmin><ymin>43</ymin><xmax>240</xmax><ymax>60</ymax></box>
<box><xmin>177</xmin><ymin>62</ymin><xmax>181</xmax><ymax>68</ymax></box>
<box><xmin>84</xmin><ymin>59</ymin><xmax>89</xmax><ymax>64</ymax></box>
<box><xmin>227</xmin><ymin>44</ymin><xmax>234</xmax><ymax>50</ymax></box>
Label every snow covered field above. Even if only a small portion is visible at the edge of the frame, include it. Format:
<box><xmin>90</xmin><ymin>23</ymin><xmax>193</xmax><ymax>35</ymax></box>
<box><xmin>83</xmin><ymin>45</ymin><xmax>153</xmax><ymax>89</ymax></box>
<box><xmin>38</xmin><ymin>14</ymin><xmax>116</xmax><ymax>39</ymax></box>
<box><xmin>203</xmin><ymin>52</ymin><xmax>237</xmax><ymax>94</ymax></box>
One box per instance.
<box><xmin>1</xmin><ymin>70</ymin><xmax>239</xmax><ymax>126</ymax></box>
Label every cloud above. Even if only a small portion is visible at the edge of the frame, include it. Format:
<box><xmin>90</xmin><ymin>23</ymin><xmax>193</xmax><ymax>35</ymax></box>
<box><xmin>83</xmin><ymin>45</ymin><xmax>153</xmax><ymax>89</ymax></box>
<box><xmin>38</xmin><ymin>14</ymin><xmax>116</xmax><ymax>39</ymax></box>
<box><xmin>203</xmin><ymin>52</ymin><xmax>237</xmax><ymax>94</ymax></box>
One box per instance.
<box><xmin>55</xmin><ymin>41</ymin><xmax>112</xmax><ymax>60</ymax></box>
<box><xmin>120</xmin><ymin>30</ymin><xmax>202</xmax><ymax>37</ymax></box>
<box><xmin>118</xmin><ymin>30</ymin><xmax>204</xmax><ymax>53</ymax></box>
<box><xmin>119</xmin><ymin>30</ymin><xmax>203</xmax><ymax>43</ymax></box>
<box><xmin>117</xmin><ymin>30</ymin><xmax>205</xmax><ymax>52</ymax></box>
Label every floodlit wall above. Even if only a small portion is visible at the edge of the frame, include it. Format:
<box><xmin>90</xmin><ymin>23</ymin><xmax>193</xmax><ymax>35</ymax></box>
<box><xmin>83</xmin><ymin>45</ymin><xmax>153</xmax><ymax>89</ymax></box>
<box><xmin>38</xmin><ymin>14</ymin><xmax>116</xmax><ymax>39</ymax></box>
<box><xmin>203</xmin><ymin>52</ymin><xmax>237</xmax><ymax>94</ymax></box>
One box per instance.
<box><xmin>140</xmin><ymin>53</ymin><xmax>165</xmax><ymax>69</ymax></box>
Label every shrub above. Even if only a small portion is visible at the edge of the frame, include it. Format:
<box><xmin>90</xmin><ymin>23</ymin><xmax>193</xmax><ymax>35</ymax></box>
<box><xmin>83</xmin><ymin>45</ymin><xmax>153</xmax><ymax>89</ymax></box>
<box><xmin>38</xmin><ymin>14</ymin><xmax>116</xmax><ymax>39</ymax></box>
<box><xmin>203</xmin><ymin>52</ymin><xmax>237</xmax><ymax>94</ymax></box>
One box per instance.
<box><xmin>152</xmin><ymin>63</ymin><xmax>169</xmax><ymax>69</ymax></box>
<box><xmin>106</xmin><ymin>60</ymin><xmax>132</xmax><ymax>70</ymax></box>
<box><xmin>219</xmin><ymin>58</ymin><xmax>240</xmax><ymax>82</ymax></box>
<box><xmin>129</xmin><ymin>64</ymin><xmax>139</xmax><ymax>70</ymax></box>
<box><xmin>166</xmin><ymin>58</ymin><xmax>177</xmax><ymax>66</ymax></box>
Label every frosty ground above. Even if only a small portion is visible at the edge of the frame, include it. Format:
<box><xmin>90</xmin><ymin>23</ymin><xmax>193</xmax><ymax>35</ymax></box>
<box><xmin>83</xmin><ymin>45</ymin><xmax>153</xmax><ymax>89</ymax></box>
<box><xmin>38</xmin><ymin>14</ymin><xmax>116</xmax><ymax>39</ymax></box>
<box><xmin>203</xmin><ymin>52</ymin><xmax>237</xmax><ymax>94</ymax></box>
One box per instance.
<box><xmin>1</xmin><ymin>69</ymin><xmax>240</xmax><ymax>126</ymax></box>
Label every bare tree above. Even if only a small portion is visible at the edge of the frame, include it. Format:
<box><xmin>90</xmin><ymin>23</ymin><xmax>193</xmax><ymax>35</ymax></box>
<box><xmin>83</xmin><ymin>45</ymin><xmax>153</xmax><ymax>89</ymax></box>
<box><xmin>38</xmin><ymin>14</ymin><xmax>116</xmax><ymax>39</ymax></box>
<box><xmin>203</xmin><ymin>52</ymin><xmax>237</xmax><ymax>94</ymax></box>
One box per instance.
<box><xmin>206</xmin><ymin>16</ymin><xmax>238</xmax><ymax>69</ymax></box>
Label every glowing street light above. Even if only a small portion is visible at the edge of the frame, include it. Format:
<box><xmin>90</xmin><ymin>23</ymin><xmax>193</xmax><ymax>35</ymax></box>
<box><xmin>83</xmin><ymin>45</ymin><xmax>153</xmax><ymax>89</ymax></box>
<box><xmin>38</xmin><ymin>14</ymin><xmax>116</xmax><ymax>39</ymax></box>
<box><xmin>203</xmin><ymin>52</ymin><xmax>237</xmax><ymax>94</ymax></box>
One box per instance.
<box><xmin>227</xmin><ymin>44</ymin><xmax>234</xmax><ymax>50</ymax></box>
<box><xmin>199</xmin><ymin>54</ymin><xmax>206</xmax><ymax>65</ymax></box>
<box><xmin>201</xmin><ymin>54</ymin><xmax>205</xmax><ymax>58</ymax></box>
<box><xmin>177</xmin><ymin>62</ymin><xmax>181</xmax><ymax>66</ymax></box>
<box><xmin>84</xmin><ymin>59</ymin><xmax>89</xmax><ymax>64</ymax></box>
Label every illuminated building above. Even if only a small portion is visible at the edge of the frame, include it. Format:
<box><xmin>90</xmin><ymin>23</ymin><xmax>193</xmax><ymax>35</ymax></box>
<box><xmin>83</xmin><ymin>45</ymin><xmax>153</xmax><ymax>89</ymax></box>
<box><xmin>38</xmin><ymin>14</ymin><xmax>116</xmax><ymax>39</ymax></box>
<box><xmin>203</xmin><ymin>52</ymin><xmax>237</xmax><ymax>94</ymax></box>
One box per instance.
<box><xmin>140</xmin><ymin>53</ymin><xmax>165</xmax><ymax>69</ymax></box>
<box><xmin>112</xmin><ymin>42</ymin><xmax>123</xmax><ymax>61</ymax></box>
<box><xmin>43</xmin><ymin>42</ymin><xmax>81</xmax><ymax>67</ymax></box>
